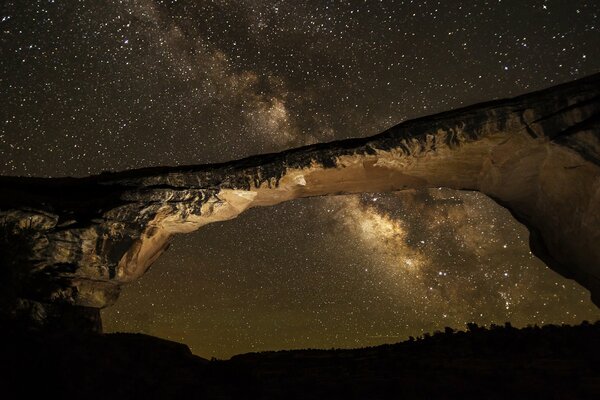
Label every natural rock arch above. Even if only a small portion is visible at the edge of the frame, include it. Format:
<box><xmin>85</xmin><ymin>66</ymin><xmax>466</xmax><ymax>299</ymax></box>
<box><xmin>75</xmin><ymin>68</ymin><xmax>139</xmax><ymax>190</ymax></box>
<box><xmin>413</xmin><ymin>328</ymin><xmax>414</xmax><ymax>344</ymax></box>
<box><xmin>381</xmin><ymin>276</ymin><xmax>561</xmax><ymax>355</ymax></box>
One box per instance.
<box><xmin>1</xmin><ymin>74</ymin><xmax>599</xmax><ymax>331</ymax></box>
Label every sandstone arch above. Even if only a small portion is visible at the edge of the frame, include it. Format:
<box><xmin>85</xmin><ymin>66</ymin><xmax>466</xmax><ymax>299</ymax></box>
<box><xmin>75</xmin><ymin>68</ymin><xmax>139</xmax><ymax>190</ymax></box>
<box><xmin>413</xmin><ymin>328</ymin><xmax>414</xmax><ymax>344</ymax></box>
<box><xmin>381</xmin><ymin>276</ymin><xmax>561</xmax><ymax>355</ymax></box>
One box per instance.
<box><xmin>1</xmin><ymin>74</ymin><xmax>599</xmax><ymax>331</ymax></box>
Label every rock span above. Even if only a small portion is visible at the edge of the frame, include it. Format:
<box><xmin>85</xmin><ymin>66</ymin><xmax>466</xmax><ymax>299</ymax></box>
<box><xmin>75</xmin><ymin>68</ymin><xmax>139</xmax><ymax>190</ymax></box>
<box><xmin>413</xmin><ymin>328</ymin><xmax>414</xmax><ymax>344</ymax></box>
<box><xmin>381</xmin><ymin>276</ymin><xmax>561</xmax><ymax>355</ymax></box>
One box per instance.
<box><xmin>1</xmin><ymin>74</ymin><xmax>599</xmax><ymax>331</ymax></box>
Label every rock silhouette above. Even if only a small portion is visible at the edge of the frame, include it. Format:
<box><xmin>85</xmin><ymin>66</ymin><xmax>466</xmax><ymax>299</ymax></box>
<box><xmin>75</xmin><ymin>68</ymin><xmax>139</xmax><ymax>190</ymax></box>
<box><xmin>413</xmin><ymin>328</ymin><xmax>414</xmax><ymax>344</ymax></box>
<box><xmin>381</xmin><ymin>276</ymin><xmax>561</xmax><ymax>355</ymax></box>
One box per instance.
<box><xmin>1</xmin><ymin>321</ymin><xmax>598</xmax><ymax>399</ymax></box>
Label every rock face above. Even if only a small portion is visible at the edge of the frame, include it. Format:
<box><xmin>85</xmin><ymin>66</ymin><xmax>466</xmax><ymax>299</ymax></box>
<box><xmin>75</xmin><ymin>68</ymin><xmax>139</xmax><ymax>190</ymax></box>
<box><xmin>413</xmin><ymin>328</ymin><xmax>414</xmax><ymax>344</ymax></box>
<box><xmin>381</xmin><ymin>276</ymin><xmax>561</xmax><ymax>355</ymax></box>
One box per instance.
<box><xmin>1</xmin><ymin>74</ymin><xmax>599</xmax><ymax>331</ymax></box>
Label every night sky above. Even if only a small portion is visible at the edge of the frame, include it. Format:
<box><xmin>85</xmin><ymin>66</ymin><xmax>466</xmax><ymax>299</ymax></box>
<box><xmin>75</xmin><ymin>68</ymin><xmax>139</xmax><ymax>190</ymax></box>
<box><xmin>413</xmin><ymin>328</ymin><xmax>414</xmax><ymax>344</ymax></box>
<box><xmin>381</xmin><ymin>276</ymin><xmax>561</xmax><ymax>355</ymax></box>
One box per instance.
<box><xmin>1</xmin><ymin>0</ymin><xmax>599</xmax><ymax>358</ymax></box>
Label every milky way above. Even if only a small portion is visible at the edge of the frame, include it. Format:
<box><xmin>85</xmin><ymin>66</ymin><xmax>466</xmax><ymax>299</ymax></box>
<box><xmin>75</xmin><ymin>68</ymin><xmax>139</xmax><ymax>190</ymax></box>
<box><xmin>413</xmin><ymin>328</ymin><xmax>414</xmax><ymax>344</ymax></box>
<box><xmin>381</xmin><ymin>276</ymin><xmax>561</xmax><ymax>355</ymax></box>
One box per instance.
<box><xmin>1</xmin><ymin>0</ymin><xmax>599</xmax><ymax>358</ymax></box>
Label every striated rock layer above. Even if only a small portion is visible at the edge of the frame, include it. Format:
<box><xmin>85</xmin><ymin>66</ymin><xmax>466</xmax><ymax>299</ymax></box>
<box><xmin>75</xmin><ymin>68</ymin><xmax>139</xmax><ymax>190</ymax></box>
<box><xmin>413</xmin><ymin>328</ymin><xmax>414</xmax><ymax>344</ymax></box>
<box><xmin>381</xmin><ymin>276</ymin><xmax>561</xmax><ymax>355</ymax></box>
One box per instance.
<box><xmin>1</xmin><ymin>74</ymin><xmax>599</xmax><ymax>331</ymax></box>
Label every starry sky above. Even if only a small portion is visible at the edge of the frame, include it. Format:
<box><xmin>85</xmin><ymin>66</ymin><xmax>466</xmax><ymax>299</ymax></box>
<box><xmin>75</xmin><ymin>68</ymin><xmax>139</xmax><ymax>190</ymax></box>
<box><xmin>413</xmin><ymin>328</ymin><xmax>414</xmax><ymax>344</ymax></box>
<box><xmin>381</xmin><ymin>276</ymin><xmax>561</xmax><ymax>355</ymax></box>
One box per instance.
<box><xmin>1</xmin><ymin>0</ymin><xmax>599</xmax><ymax>358</ymax></box>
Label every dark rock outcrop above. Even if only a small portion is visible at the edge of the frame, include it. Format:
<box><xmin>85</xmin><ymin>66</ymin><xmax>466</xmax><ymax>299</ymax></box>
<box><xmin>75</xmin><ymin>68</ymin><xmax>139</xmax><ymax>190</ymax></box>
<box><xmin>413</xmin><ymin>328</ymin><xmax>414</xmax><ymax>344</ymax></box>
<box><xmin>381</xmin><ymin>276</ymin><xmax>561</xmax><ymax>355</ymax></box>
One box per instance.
<box><xmin>1</xmin><ymin>322</ymin><xmax>599</xmax><ymax>399</ymax></box>
<box><xmin>1</xmin><ymin>74</ymin><xmax>599</xmax><ymax>330</ymax></box>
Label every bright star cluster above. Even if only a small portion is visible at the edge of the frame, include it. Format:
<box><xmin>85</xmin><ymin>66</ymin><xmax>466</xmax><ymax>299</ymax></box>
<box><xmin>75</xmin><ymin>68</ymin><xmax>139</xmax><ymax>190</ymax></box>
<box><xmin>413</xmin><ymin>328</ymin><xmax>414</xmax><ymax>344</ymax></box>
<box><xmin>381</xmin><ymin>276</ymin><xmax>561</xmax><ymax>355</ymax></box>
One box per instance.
<box><xmin>1</xmin><ymin>0</ymin><xmax>598</xmax><ymax>358</ymax></box>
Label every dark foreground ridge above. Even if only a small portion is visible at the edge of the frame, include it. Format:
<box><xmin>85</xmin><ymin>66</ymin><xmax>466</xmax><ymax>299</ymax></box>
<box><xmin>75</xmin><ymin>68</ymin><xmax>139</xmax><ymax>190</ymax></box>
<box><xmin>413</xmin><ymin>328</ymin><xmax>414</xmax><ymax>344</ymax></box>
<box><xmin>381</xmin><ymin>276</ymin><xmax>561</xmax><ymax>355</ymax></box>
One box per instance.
<box><xmin>1</xmin><ymin>322</ymin><xmax>599</xmax><ymax>399</ymax></box>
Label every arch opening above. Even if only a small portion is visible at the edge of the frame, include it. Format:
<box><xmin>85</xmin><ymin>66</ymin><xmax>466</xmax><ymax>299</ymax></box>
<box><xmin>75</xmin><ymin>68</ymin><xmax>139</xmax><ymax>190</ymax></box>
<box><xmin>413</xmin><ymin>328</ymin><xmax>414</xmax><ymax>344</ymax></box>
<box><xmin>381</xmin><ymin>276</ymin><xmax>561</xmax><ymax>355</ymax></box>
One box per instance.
<box><xmin>103</xmin><ymin>190</ymin><xmax>599</xmax><ymax>358</ymax></box>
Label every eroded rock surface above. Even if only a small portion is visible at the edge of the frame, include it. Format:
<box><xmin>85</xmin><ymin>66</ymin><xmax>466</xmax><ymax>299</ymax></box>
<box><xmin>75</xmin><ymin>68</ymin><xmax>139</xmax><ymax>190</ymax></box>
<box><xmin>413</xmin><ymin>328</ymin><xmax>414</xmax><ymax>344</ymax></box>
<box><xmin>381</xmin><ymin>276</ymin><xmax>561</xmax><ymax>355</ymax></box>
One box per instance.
<box><xmin>1</xmin><ymin>74</ymin><xmax>599</xmax><ymax>330</ymax></box>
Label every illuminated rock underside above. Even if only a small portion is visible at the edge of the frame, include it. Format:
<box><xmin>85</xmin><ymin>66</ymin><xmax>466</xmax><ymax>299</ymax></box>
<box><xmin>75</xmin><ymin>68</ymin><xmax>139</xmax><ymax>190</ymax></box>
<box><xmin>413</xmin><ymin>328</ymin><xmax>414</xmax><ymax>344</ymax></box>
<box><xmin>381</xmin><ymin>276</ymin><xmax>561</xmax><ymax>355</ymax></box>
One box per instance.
<box><xmin>1</xmin><ymin>74</ymin><xmax>598</xmax><ymax>331</ymax></box>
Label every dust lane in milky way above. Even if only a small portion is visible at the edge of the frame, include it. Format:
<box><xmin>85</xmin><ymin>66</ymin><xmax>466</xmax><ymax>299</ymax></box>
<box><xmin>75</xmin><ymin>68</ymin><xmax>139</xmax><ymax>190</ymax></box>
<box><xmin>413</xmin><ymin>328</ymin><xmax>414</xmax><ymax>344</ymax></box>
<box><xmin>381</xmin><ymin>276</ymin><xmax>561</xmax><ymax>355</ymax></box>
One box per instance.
<box><xmin>1</xmin><ymin>0</ymin><xmax>599</xmax><ymax>357</ymax></box>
